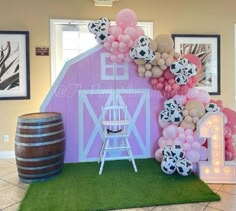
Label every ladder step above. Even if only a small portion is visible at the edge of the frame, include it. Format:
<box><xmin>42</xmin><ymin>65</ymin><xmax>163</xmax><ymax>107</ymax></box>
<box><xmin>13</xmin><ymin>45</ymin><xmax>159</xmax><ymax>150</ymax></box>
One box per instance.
<box><xmin>105</xmin><ymin>146</ymin><xmax>130</xmax><ymax>150</ymax></box>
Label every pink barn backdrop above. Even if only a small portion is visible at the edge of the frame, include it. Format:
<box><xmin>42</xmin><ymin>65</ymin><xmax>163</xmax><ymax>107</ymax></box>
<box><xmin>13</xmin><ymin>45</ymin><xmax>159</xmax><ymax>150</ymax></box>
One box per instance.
<box><xmin>40</xmin><ymin>45</ymin><xmax>163</xmax><ymax>163</ymax></box>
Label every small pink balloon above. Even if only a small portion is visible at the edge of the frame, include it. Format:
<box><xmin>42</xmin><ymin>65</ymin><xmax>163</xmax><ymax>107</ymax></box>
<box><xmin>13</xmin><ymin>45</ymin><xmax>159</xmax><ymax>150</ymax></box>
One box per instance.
<box><xmin>186</xmin><ymin>134</ymin><xmax>194</xmax><ymax>143</ymax></box>
<box><xmin>199</xmin><ymin>146</ymin><xmax>208</xmax><ymax>161</ymax></box>
<box><xmin>117</xmin><ymin>53</ymin><xmax>125</xmax><ymax>60</ymax></box>
<box><xmin>124</xmin><ymin>55</ymin><xmax>132</xmax><ymax>63</ymax></box>
<box><xmin>173</xmin><ymin>138</ymin><xmax>182</xmax><ymax>146</ymax></box>
<box><xmin>173</xmin><ymin>95</ymin><xmax>187</xmax><ymax>105</ymax></box>
<box><xmin>178</xmin><ymin>133</ymin><xmax>186</xmax><ymax>142</ymax></box>
<box><xmin>158</xmin><ymin>137</ymin><xmax>168</xmax><ymax>148</ymax></box>
<box><xmin>112</xmin><ymin>41</ymin><xmax>119</xmax><ymax>49</ymax></box>
<box><xmin>186</xmin><ymin>149</ymin><xmax>201</xmax><ymax>163</ymax></box>
<box><xmin>107</xmin><ymin>35</ymin><xmax>115</xmax><ymax>43</ymax></box>
<box><xmin>183</xmin><ymin>142</ymin><xmax>191</xmax><ymax>152</ymax></box>
<box><xmin>192</xmin><ymin>163</ymin><xmax>198</xmax><ymax>173</ymax></box>
<box><xmin>154</xmin><ymin>148</ymin><xmax>163</xmax><ymax>162</ymax></box>
<box><xmin>115</xmin><ymin>9</ymin><xmax>138</xmax><ymax>29</ymax></box>
<box><xmin>166</xmin><ymin>139</ymin><xmax>173</xmax><ymax>146</ymax></box>
<box><xmin>177</xmin><ymin>127</ymin><xmax>185</xmax><ymax>134</ymax></box>
<box><xmin>128</xmin><ymin>40</ymin><xmax>135</xmax><ymax>48</ymax></box>
<box><xmin>185</xmin><ymin>128</ymin><xmax>193</xmax><ymax>136</ymax></box>
<box><xmin>104</xmin><ymin>41</ymin><xmax>111</xmax><ymax>49</ymax></box>
<box><xmin>225</xmin><ymin>151</ymin><xmax>233</xmax><ymax>161</ymax></box>
<box><xmin>122</xmin><ymin>35</ymin><xmax>131</xmax><ymax>43</ymax></box>
<box><xmin>135</xmin><ymin>26</ymin><xmax>145</xmax><ymax>37</ymax></box>
<box><xmin>191</xmin><ymin>141</ymin><xmax>201</xmax><ymax>150</ymax></box>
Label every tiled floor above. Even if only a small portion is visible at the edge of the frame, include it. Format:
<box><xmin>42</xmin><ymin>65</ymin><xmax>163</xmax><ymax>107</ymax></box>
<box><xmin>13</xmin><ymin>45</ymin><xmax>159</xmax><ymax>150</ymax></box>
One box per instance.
<box><xmin>1</xmin><ymin>159</ymin><xmax>236</xmax><ymax>211</ymax></box>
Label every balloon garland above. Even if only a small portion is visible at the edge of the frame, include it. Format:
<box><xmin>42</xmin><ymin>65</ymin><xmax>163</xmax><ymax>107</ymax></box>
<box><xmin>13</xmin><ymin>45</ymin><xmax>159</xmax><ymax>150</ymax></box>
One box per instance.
<box><xmin>88</xmin><ymin>8</ymin><xmax>236</xmax><ymax>175</ymax></box>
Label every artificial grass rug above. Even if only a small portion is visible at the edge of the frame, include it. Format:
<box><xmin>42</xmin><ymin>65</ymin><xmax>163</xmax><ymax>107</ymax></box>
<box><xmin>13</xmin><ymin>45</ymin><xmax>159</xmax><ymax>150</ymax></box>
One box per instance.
<box><xmin>19</xmin><ymin>159</ymin><xmax>220</xmax><ymax>211</ymax></box>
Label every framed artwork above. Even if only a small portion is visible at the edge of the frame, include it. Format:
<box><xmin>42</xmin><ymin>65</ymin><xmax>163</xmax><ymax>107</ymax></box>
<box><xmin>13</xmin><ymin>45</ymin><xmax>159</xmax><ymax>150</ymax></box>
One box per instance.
<box><xmin>0</xmin><ymin>31</ymin><xmax>30</xmax><ymax>100</ymax></box>
<box><xmin>172</xmin><ymin>34</ymin><xmax>220</xmax><ymax>95</ymax></box>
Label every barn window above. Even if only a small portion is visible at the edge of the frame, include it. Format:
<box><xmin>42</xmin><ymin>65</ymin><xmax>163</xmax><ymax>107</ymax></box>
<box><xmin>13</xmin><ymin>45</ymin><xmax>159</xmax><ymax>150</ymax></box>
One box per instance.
<box><xmin>101</xmin><ymin>53</ymin><xmax>128</xmax><ymax>80</ymax></box>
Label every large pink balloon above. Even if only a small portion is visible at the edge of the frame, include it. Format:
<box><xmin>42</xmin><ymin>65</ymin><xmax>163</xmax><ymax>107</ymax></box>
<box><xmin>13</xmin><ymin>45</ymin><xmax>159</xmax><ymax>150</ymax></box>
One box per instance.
<box><xmin>184</xmin><ymin>54</ymin><xmax>202</xmax><ymax>70</ymax></box>
<box><xmin>115</xmin><ymin>9</ymin><xmax>137</xmax><ymax>29</ymax></box>
<box><xmin>186</xmin><ymin>149</ymin><xmax>200</xmax><ymax>163</ymax></box>
<box><xmin>223</xmin><ymin>107</ymin><xmax>236</xmax><ymax>135</ymax></box>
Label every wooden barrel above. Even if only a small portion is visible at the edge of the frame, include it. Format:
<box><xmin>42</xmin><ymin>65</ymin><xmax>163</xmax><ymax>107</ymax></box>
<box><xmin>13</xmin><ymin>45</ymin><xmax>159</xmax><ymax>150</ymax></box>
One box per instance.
<box><xmin>15</xmin><ymin>112</ymin><xmax>65</xmax><ymax>183</ymax></box>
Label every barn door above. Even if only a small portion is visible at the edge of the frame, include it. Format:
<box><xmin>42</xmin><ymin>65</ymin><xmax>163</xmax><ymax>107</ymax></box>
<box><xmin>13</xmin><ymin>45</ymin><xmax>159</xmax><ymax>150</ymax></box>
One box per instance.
<box><xmin>78</xmin><ymin>89</ymin><xmax>150</xmax><ymax>162</ymax></box>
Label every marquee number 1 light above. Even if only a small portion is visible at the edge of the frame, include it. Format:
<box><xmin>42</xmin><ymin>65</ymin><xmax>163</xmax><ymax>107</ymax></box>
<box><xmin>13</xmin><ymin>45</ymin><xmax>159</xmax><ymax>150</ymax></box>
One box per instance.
<box><xmin>197</xmin><ymin>112</ymin><xmax>236</xmax><ymax>183</ymax></box>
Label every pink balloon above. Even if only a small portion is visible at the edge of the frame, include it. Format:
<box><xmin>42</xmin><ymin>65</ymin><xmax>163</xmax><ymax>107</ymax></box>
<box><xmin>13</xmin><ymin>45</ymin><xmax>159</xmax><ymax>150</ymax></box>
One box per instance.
<box><xmin>115</xmin><ymin>9</ymin><xmax>137</xmax><ymax>29</ymax></box>
<box><xmin>104</xmin><ymin>41</ymin><xmax>111</xmax><ymax>49</ymax></box>
<box><xmin>184</xmin><ymin>54</ymin><xmax>202</xmax><ymax>70</ymax></box>
<box><xmin>223</xmin><ymin>108</ymin><xmax>236</xmax><ymax>135</ymax></box>
<box><xmin>225</xmin><ymin>151</ymin><xmax>233</xmax><ymax>161</ymax></box>
<box><xmin>186</xmin><ymin>134</ymin><xmax>194</xmax><ymax>144</ymax></box>
<box><xmin>112</xmin><ymin>41</ymin><xmax>119</xmax><ymax>49</ymax></box>
<box><xmin>199</xmin><ymin>146</ymin><xmax>208</xmax><ymax>161</ymax></box>
<box><xmin>158</xmin><ymin>137</ymin><xmax>168</xmax><ymax>148</ymax></box>
<box><xmin>226</xmin><ymin>143</ymin><xmax>234</xmax><ymax>152</ymax></box>
<box><xmin>173</xmin><ymin>95</ymin><xmax>187</xmax><ymax>105</ymax></box>
<box><xmin>186</xmin><ymin>149</ymin><xmax>201</xmax><ymax>163</ymax></box>
<box><xmin>158</xmin><ymin>115</ymin><xmax>170</xmax><ymax>129</ymax></box>
<box><xmin>191</xmin><ymin>141</ymin><xmax>201</xmax><ymax>150</ymax></box>
<box><xmin>107</xmin><ymin>35</ymin><xmax>115</xmax><ymax>43</ymax></box>
<box><xmin>177</xmin><ymin>127</ymin><xmax>185</xmax><ymax>134</ymax></box>
<box><xmin>122</xmin><ymin>35</ymin><xmax>131</xmax><ymax>43</ymax></box>
<box><xmin>165</xmin><ymin>125</ymin><xmax>178</xmax><ymax>139</ymax></box>
<box><xmin>166</xmin><ymin>139</ymin><xmax>173</xmax><ymax>146</ymax></box>
<box><xmin>178</xmin><ymin>133</ymin><xmax>186</xmax><ymax>142</ymax></box>
<box><xmin>183</xmin><ymin>143</ymin><xmax>191</xmax><ymax>152</ymax></box>
<box><xmin>187</xmin><ymin>88</ymin><xmax>199</xmax><ymax>99</ymax></box>
<box><xmin>123</xmin><ymin>55</ymin><xmax>133</xmax><ymax>63</ymax></box>
<box><xmin>135</xmin><ymin>26</ymin><xmax>145</xmax><ymax>37</ymax></box>
<box><xmin>173</xmin><ymin>138</ymin><xmax>182</xmax><ymax>146</ymax></box>
<box><xmin>197</xmin><ymin>89</ymin><xmax>211</xmax><ymax>104</ymax></box>
<box><xmin>123</xmin><ymin>26</ymin><xmax>137</xmax><ymax>40</ymax></box>
<box><xmin>185</xmin><ymin>129</ymin><xmax>193</xmax><ymax>136</ymax></box>
<box><xmin>225</xmin><ymin>125</ymin><xmax>232</xmax><ymax>138</ymax></box>
<box><xmin>109</xmin><ymin>26</ymin><xmax>123</xmax><ymax>39</ymax></box>
<box><xmin>155</xmin><ymin>148</ymin><xmax>163</xmax><ymax>162</ymax></box>
<box><xmin>117</xmin><ymin>53</ymin><xmax>125</xmax><ymax>60</ymax></box>
<box><xmin>128</xmin><ymin>40</ymin><xmax>135</xmax><ymax>48</ymax></box>
<box><xmin>163</xmin><ymin>68</ymin><xmax>175</xmax><ymax>79</ymax></box>
<box><xmin>192</xmin><ymin>163</ymin><xmax>198</xmax><ymax>173</ymax></box>
<box><xmin>193</xmin><ymin>132</ymin><xmax>207</xmax><ymax>145</ymax></box>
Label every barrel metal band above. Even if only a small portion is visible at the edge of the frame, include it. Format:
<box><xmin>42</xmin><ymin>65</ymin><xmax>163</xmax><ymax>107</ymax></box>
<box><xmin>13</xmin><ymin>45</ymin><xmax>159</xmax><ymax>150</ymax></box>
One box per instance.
<box><xmin>16</xmin><ymin>152</ymin><xmax>64</xmax><ymax>162</ymax></box>
<box><xmin>17</xmin><ymin>121</ymin><xmax>63</xmax><ymax>129</ymax></box>
<box><xmin>18</xmin><ymin>116</ymin><xmax>61</xmax><ymax>123</ymax></box>
<box><xmin>15</xmin><ymin>137</ymin><xmax>64</xmax><ymax>147</ymax></box>
<box><xmin>18</xmin><ymin>169</ymin><xmax>61</xmax><ymax>178</ymax></box>
<box><xmin>17</xmin><ymin>161</ymin><xmax>62</xmax><ymax>170</ymax></box>
<box><xmin>15</xmin><ymin>129</ymin><xmax>64</xmax><ymax>138</ymax></box>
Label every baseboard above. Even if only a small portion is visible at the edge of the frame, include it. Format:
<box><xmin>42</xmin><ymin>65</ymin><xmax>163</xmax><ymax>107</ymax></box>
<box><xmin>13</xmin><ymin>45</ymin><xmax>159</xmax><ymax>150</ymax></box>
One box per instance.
<box><xmin>0</xmin><ymin>151</ymin><xmax>15</xmax><ymax>159</ymax></box>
